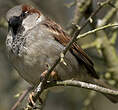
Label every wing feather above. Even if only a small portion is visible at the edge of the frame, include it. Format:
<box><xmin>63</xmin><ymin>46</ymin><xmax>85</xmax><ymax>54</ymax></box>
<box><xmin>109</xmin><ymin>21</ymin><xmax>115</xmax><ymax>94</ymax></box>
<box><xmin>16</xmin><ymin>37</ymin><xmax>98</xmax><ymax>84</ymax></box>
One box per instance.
<box><xmin>42</xmin><ymin>18</ymin><xmax>99</xmax><ymax>79</ymax></box>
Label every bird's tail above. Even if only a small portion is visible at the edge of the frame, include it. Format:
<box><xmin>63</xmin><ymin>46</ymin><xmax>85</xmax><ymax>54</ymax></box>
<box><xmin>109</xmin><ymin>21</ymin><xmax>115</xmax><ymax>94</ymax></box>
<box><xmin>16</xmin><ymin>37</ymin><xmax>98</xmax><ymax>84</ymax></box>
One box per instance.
<box><xmin>93</xmin><ymin>79</ymin><xmax>118</xmax><ymax>103</ymax></box>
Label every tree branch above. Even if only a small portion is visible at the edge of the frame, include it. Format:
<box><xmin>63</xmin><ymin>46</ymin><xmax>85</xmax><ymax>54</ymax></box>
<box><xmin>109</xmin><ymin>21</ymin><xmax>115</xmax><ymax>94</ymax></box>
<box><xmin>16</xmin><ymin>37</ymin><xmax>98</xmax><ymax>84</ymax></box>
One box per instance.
<box><xmin>11</xmin><ymin>86</ymin><xmax>33</xmax><ymax>110</ymax></box>
<box><xmin>68</xmin><ymin>0</ymin><xmax>92</xmax><ymax>35</ymax></box>
<box><xmin>46</xmin><ymin>80</ymin><xmax>118</xmax><ymax>95</ymax></box>
<box><xmin>77</xmin><ymin>23</ymin><xmax>118</xmax><ymax>39</ymax></box>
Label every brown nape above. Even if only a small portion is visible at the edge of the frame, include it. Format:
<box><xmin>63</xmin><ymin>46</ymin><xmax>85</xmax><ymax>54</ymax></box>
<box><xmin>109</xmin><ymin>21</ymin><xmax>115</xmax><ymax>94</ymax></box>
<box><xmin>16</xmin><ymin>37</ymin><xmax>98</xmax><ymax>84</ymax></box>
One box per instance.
<box><xmin>22</xmin><ymin>4</ymin><xmax>32</xmax><ymax>12</ymax></box>
<box><xmin>22</xmin><ymin>4</ymin><xmax>41</xmax><ymax>17</ymax></box>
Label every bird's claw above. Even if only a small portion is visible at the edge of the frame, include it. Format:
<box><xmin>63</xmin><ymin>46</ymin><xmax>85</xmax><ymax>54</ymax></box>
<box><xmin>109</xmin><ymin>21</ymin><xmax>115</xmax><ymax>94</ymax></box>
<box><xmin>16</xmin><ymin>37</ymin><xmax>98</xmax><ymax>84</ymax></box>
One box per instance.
<box><xmin>28</xmin><ymin>92</ymin><xmax>43</xmax><ymax>107</ymax></box>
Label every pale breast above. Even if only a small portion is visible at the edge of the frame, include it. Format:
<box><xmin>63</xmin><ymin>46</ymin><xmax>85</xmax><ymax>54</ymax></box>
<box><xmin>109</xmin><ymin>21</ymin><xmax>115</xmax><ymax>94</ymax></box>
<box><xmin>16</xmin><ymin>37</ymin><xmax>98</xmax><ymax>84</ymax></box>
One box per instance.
<box><xmin>6</xmin><ymin>24</ymin><xmax>87</xmax><ymax>86</ymax></box>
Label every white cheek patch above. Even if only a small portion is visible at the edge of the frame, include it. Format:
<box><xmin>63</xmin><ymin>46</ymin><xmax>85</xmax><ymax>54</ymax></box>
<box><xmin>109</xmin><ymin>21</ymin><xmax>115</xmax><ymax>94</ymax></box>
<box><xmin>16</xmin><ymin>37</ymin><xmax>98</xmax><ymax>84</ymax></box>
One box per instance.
<box><xmin>22</xmin><ymin>14</ymin><xmax>45</xmax><ymax>33</ymax></box>
<box><xmin>22</xmin><ymin>14</ymin><xmax>44</xmax><ymax>29</ymax></box>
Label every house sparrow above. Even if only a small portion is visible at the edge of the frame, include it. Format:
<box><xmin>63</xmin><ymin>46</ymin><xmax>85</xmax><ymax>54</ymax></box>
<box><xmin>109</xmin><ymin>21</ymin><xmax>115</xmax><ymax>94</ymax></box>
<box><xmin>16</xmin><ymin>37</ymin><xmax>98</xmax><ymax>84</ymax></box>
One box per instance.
<box><xmin>6</xmin><ymin>5</ymin><xmax>118</xmax><ymax>103</ymax></box>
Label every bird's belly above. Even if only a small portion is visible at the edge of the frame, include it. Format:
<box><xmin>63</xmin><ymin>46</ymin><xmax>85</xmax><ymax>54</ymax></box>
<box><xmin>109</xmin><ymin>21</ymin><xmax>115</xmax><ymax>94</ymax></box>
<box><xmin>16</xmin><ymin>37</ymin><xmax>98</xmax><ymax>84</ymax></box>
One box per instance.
<box><xmin>7</xmin><ymin>39</ymin><xmax>84</xmax><ymax>86</ymax></box>
<box><xmin>13</xmin><ymin>53</ymin><xmax>81</xmax><ymax>86</ymax></box>
<box><xmin>9</xmin><ymin>53</ymin><xmax>48</xmax><ymax>86</ymax></box>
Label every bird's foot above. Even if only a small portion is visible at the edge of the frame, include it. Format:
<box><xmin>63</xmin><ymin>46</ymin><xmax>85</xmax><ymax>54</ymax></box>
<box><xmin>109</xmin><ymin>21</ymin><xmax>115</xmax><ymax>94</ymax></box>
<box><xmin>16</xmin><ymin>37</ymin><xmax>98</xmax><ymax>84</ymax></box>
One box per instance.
<box><xmin>28</xmin><ymin>92</ymin><xmax>43</xmax><ymax>108</ymax></box>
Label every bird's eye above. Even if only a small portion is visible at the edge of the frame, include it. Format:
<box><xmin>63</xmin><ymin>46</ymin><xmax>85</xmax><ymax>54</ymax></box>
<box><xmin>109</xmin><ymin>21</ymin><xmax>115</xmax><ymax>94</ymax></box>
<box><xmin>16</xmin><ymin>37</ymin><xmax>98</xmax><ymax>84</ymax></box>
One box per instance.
<box><xmin>21</xmin><ymin>11</ymin><xmax>29</xmax><ymax>18</ymax></box>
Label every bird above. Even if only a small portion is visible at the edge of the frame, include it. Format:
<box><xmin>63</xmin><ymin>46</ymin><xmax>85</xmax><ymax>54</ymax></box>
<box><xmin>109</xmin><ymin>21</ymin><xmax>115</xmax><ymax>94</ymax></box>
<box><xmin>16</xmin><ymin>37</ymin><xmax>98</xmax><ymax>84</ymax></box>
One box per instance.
<box><xmin>6</xmin><ymin>4</ymin><xmax>118</xmax><ymax>103</ymax></box>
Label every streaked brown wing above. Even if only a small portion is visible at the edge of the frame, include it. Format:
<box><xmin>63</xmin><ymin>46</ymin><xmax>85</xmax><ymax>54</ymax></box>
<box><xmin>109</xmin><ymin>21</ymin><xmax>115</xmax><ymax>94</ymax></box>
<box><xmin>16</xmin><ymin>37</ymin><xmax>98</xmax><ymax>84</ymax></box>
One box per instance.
<box><xmin>42</xmin><ymin>18</ymin><xmax>99</xmax><ymax>79</ymax></box>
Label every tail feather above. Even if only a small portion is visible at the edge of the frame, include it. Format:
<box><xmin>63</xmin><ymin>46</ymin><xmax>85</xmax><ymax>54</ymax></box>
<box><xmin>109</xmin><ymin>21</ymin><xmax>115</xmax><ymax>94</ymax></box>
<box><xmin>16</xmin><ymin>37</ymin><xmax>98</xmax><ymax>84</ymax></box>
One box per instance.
<box><xmin>93</xmin><ymin>79</ymin><xmax>118</xmax><ymax>103</ymax></box>
<box><xmin>104</xmin><ymin>94</ymin><xmax>118</xmax><ymax>103</ymax></box>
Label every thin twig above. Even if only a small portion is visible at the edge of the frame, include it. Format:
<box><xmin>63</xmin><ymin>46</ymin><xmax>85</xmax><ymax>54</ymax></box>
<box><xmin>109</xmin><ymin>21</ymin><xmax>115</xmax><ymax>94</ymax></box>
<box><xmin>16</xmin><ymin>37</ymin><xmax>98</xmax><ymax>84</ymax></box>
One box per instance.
<box><xmin>64</xmin><ymin>0</ymin><xmax>111</xmax><ymax>55</ymax></box>
<box><xmin>68</xmin><ymin>0</ymin><xmax>92</xmax><ymax>35</ymax></box>
<box><xmin>11</xmin><ymin>86</ymin><xmax>33</xmax><ymax>110</ymax></box>
<box><xmin>97</xmin><ymin>0</ymin><xmax>118</xmax><ymax>27</ymax></box>
<box><xmin>77</xmin><ymin>23</ymin><xmax>118</xmax><ymax>39</ymax></box>
<box><xmin>46</xmin><ymin>80</ymin><xmax>118</xmax><ymax>95</ymax></box>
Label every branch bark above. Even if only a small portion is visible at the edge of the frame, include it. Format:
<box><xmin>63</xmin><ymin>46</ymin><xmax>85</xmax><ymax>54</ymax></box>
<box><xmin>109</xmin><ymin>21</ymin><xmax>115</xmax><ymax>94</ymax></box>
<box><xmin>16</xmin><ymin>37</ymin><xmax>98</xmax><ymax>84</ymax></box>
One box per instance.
<box><xmin>46</xmin><ymin>80</ymin><xmax>118</xmax><ymax>95</ymax></box>
<box><xmin>11</xmin><ymin>86</ymin><xmax>33</xmax><ymax>110</ymax></box>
